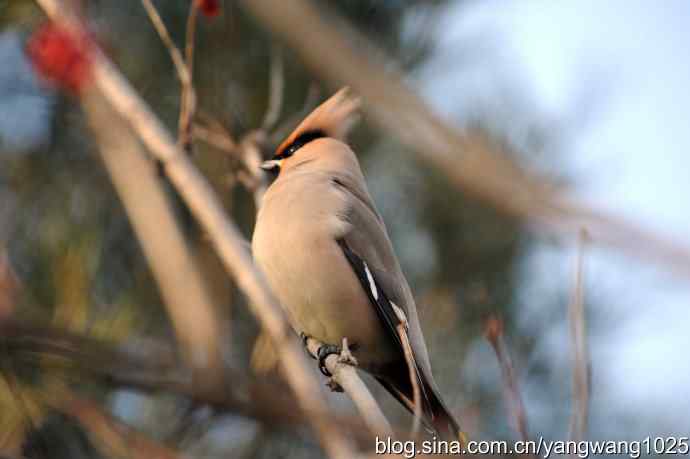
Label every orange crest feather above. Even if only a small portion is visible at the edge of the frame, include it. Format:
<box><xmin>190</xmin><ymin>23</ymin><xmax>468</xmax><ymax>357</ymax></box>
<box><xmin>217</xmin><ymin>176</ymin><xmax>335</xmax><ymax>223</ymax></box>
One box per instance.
<box><xmin>277</xmin><ymin>87</ymin><xmax>361</xmax><ymax>153</ymax></box>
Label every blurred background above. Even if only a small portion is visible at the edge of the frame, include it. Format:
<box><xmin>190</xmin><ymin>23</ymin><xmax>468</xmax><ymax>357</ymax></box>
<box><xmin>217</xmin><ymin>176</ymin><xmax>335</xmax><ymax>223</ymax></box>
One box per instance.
<box><xmin>1</xmin><ymin>0</ymin><xmax>689</xmax><ymax>457</ymax></box>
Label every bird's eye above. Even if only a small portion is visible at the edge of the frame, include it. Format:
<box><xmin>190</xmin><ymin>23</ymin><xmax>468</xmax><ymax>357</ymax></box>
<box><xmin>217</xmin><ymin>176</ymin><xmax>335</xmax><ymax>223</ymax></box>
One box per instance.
<box><xmin>275</xmin><ymin>129</ymin><xmax>327</xmax><ymax>160</ymax></box>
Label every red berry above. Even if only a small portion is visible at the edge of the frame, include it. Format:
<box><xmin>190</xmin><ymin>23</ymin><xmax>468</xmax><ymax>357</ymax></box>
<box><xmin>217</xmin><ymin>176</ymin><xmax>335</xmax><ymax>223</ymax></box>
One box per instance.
<box><xmin>26</xmin><ymin>22</ymin><xmax>93</xmax><ymax>94</ymax></box>
<box><xmin>197</xmin><ymin>0</ymin><xmax>221</xmax><ymax>18</ymax></box>
<box><xmin>484</xmin><ymin>314</ymin><xmax>504</xmax><ymax>343</ymax></box>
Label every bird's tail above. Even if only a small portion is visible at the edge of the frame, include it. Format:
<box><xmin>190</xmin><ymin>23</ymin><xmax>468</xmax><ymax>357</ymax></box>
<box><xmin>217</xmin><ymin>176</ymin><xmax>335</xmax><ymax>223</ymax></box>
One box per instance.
<box><xmin>426</xmin><ymin>383</ymin><xmax>465</xmax><ymax>444</ymax></box>
<box><xmin>376</xmin><ymin>363</ymin><xmax>465</xmax><ymax>445</ymax></box>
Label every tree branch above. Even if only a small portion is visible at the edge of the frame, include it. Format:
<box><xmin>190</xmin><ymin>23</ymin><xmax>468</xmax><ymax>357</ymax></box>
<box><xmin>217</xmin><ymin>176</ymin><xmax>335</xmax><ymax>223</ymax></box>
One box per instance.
<box><xmin>261</xmin><ymin>44</ymin><xmax>285</xmax><ymax>131</ymax></box>
<box><xmin>140</xmin><ymin>0</ymin><xmax>198</xmax><ymax>152</ymax></box>
<box><xmin>82</xmin><ymin>90</ymin><xmax>223</xmax><ymax>393</ymax></box>
<box><xmin>60</xmin><ymin>396</ymin><xmax>184</xmax><ymax>459</ymax></box>
<box><xmin>179</xmin><ymin>0</ymin><xmax>199</xmax><ymax>152</ymax></box>
<box><xmin>139</xmin><ymin>0</ymin><xmax>191</xmax><ymax>88</ymax></box>
<box><xmin>0</xmin><ymin>317</ymin><xmax>375</xmax><ymax>443</ymax></box>
<box><xmin>32</xmin><ymin>3</ymin><xmax>357</xmax><ymax>457</ymax></box>
<box><xmin>568</xmin><ymin>230</ymin><xmax>590</xmax><ymax>443</ymax></box>
<box><xmin>484</xmin><ymin>316</ymin><xmax>530</xmax><ymax>443</ymax></box>
<box><xmin>304</xmin><ymin>336</ymin><xmax>394</xmax><ymax>440</ymax></box>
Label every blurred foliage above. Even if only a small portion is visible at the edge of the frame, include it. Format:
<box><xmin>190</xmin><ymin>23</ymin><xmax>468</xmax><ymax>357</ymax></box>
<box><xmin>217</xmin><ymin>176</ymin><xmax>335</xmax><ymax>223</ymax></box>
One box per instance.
<box><xmin>22</xmin><ymin>413</ymin><xmax>104</xmax><ymax>459</ymax></box>
<box><xmin>0</xmin><ymin>0</ymin><xmax>562</xmax><ymax>457</ymax></box>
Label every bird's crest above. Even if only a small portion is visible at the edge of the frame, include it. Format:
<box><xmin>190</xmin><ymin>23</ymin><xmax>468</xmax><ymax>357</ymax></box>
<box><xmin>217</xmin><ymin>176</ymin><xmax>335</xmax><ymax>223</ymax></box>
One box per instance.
<box><xmin>276</xmin><ymin>87</ymin><xmax>361</xmax><ymax>156</ymax></box>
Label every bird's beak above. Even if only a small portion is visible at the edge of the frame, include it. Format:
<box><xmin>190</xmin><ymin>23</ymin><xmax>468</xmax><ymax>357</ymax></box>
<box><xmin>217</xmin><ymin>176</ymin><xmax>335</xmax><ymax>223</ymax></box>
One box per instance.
<box><xmin>260</xmin><ymin>159</ymin><xmax>283</xmax><ymax>172</ymax></box>
<box><xmin>260</xmin><ymin>159</ymin><xmax>282</xmax><ymax>172</ymax></box>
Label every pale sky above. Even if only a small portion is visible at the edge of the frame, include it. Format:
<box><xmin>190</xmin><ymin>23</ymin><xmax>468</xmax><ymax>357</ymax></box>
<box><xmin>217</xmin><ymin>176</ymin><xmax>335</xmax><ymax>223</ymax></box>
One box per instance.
<box><xmin>425</xmin><ymin>0</ymin><xmax>690</xmax><ymax>439</ymax></box>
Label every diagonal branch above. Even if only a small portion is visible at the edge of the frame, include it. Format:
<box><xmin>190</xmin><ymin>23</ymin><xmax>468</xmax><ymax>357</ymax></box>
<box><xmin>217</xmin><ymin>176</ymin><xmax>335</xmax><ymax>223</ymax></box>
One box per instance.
<box><xmin>304</xmin><ymin>336</ymin><xmax>393</xmax><ymax>440</ymax></box>
<box><xmin>82</xmin><ymin>90</ymin><xmax>223</xmax><ymax>393</ymax></box>
<box><xmin>192</xmin><ymin>114</ymin><xmax>239</xmax><ymax>153</ymax></box>
<box><xmin>32</xmin><ymin>3</ymin><xmax>358</xmax><ymax>457</ymax></box>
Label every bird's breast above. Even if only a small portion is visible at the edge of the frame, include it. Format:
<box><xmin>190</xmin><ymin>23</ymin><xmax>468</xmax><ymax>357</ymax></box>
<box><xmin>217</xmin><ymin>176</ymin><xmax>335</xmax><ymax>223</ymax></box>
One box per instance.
<box><xmin>252</xmin><ymin>175</ymin><xmax>397</xmax><ymax>369</ymax></box>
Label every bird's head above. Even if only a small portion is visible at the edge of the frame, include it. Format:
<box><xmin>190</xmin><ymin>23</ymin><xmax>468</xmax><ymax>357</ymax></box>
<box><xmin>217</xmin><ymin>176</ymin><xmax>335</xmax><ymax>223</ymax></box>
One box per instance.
<box><xmin>261</xmin><ymin>87</ymin><xmax>361</xmax><ymax>174</ymax></box>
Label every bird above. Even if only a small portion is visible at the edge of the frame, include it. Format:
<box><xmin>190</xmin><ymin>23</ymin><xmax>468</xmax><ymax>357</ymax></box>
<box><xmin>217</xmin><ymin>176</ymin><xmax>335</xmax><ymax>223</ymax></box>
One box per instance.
<box><xmin>252</xmin><ymin>87</ymin><xmax>463</xmax><ymax>440</ymax></box>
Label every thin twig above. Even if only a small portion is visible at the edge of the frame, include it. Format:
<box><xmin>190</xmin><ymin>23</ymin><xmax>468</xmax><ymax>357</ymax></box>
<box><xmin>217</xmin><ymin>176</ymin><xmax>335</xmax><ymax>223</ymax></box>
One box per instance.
<box><xmin>192</xmin><ymin>123</ymin><xmax>239</xmax><ymax>154</ymax></box>
<box><xmin>32</xmin><ymin>3</ymin><xmax>357</xmax><ymax>457</ymax></box>
<box><xmin>59</xmin><ymin>395</ymin><xmax>183</xmax><ymax>459</ymax></box>
<box><xmin>184</xmin><ymin>2</ymin><xmax>199</xmax><ymax>80</ymax></box>
<box><xmin>239</xmin><ymin>131</ymin><xmax>269</xmax><ymax>207</ymax></box>
<box><xmin>304</xmin><ymin>336</ymin><xmax>394</xmax><ymax>440</ymax></box>
<box><xmin>140</xmin><ymin>0</ymin><xmax>198</xmax><ymax>151</ymax></box>
<box><xmin>193</xmin><ymin>123</ymin><xmax>267</xmax><ymax>207</ymax></box>
<box><xmin>484</xmin><ymin>315</ymin><xmax>530</xmax><ymax>443</ymax></box>
<box><xmin>270</xmin><ymin>82</ymin><xmax>320</xmax><ymax>144</ymax></box>
<box><xmin>179</xmin><ymin>0</ymin><xmax>200</xmax><ymax>152</ymax></box>
<box><xmin>140</xmin><ymin>0</ymin><xmax>191</xmax><ymax>87</ymax></box>
<box><xmin>568</xmin><ymin>230</ymin><xmax>590</xmax><ymax>444</ymax></box>
<box><xmin>261</xmin><ymin>44</ymin><xmax>285</xmax><ymax>131</ymax></box>
<box><xmin>194</xmin><ymin>110</ymin><xmax>270</xmax><ymax>207</ymax></box>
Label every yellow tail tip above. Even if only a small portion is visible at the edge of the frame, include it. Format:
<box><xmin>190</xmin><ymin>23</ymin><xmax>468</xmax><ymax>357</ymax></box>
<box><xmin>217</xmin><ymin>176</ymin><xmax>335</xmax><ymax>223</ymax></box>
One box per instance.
<box><xmin>458</xmin><ymin>431</ymin><xmax>469</xmax><ymax>447</ymax></box>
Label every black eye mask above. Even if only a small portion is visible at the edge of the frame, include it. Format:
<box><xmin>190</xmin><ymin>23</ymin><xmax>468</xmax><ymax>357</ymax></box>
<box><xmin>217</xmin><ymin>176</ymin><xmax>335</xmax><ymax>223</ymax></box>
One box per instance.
<box><xmin>275</xmin><ymin>129</ymin><xmax>327</xmax><ymax>160</ymax></box>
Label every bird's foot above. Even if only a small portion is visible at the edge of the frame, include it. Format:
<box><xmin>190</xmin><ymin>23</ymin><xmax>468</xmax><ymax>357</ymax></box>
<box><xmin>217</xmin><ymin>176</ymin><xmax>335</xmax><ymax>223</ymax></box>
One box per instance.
<box><xmin>298</xmin><ymin>331</ymin><xmax>338</xmax><ymax>374</ymax></box>
<box><xmin>301</xmin><ymin>334</ymin><xmax>358</xmax><ymax>392</ymax></box>
<box><xmin>323</xmin><ymin>338</ymin><xmax>359</xmax><ymax>393</ymax></box>
<box><xmin>299</xmin><ymin>332</ymin><xmax>315</xmax><ymax>358</ymax></box>
<box><xmin>316</xmin><ymin>343</ymin><xmax>341</xmax><ymax>377</ymax></box>
<box><xmin>338</xmin><ymin>337</ymin><xmax>358</xmax><ymax>367</ymax></box>
<box><xmin>325</xmin><ymin>377</ymin><xmax>344</xmax><ymax>392</ymax></box>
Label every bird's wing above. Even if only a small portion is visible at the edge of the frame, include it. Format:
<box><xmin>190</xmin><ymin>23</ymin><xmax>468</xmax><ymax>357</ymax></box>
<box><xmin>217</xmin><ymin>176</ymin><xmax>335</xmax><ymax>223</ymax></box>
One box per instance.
<box><xmin>331</xmin><ymin>172</ymin><xmax>432</xmax><ymax>362</ymax></box>
<box><xmin>331</xmin><ymin>172</ymin><xmax>439</xmax><ymax>408</ymax></box>
<box><xmin>337</xmin><ymin>236</ymin><xmax>433</xmax><ymax>420</ymax></box>
<box><xmin>331</xmin><ymin>174</ymin><xmax>411</xmax><ymax>310</ymax></box>
<box><xmin>332</xmin><ymin>173</ymin><xmax>462</xmax><ymax>438</ymax></box>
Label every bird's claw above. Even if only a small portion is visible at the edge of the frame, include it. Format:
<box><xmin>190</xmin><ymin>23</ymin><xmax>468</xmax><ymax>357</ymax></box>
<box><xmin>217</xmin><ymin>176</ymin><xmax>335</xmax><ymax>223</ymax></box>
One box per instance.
<box><xmin>301</xmin><ymin>334</ymin><xmax>358</xmax><ymax>384</ymax></box>
<box><xmin>315</xmin><ymin>337</ymin><xmax>358</xmax><ymax>378</ymax></box>
<box><xmin>338</xmin><ymin>337</ymin><xmax>358</xmax><ymax>366</ymax></box>
<box><xmin>299</xmin><ymin>332</ymin><xmax>315</xmax><ymax>358</ymax></box>
<box><xmin>316</xmin><ymin>343</ymin><xmax>341</xmax><ymax>377</ymax></box>
<box><xmin>326</xmin><ymin>377</ymin><xmax>344</xmax><ymax>392</ymax></box>
<box><xmin>323</xmin><ymin>339</ymin><xmax>358</xmax><ymax>392</ymax></box>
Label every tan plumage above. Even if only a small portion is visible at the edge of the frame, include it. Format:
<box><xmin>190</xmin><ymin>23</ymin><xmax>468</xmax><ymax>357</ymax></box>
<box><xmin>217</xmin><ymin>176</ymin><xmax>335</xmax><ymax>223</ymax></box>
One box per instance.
<box><xmin>252</xmin><ymin>88</ymin><xmax>462</xmax><ymax>439</ymax></box>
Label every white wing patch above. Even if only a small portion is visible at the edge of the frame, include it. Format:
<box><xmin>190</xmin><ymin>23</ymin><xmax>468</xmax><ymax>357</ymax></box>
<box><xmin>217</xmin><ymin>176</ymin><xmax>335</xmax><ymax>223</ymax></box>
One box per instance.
<box><xmin>362</xmin><ymin>261</ymin><xmax>379</xmax><ymax>300</ymax></box>
<box><xmin>391</xmin><ymin>301</ymin><xmax>409</xmax><ymax>330</ymax></box>
<box><xmin>362</xmin><ymin>260</ymin><xmax>409</xmax><ymax>329</ymax></box>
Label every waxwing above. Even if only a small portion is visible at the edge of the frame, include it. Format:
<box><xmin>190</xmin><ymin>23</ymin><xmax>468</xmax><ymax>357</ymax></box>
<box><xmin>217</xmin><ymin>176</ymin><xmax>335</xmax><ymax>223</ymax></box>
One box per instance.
<box><xmin>252</xmin><ymin>88</ymin><xmax>462</xmax><ymax>440</ymax></box>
